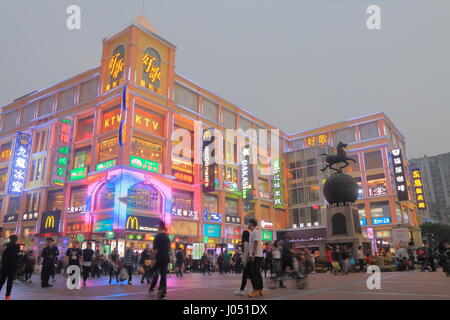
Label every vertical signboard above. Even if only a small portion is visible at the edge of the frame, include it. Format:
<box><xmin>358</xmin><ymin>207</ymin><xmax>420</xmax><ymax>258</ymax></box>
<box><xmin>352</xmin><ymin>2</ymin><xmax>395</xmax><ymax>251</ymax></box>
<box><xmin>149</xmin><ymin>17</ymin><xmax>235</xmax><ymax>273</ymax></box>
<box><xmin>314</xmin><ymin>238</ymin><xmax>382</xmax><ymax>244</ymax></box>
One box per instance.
<box><xmin>391</xmin><ymin>149</ymin><xmax>409</xmax><ymax>201</ymax></box>
<box><xmin>240</xmin><ymin>145</ymin><xmax>254</xmax><ymax>201</ymax></box>
<box><xmin>411</xmin><ymin>169</ymin><xmax>427</xmax><ymax>210</ymax></box>
<box><xmin>52</xmin><ymin>119</ymin><xmax>73</xmax><ymax>186</ymax></box>
<box><xmin>106</xmin><ymin>45</ymin><xmax>125</xmax><ymax>91</ymax></box>
<box><xmin>271</xmin><ymin>158</ymin><xmax>285</xmax><ymax>208</ymax></box>
<box><xmin>202</xmin><ymin>129</ymin><xmax>215</xmax><ymax>192</ymax></box>
<box><xmin>8</xmin><ymin>132</ymin><xmax>32</xmax><ymax>193</ymax></box>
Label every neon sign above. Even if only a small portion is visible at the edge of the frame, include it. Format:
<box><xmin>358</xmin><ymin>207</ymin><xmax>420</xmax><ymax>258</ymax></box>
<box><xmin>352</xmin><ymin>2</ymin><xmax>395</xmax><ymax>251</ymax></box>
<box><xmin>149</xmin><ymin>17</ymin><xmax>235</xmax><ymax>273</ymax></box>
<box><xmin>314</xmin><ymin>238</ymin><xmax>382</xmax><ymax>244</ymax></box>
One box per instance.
<box><xmin>96</xmin><ymin>159</ymin><xmax>116</xmax><ymax>171</ymax></box>
<box><xmin>391</xmin><ymin>149</ymin><xmax>409</xmax><ymax>201</ymax></box>
<box><xmin>130</xmin><ymin>156</ymin><xmax>159</xmax><ymax>173</ymax></box>
<box><xmin>372</xmin><ymin>217</ymin><xmax>391</xmax><ymax>225</ymax></box>
<box><xmin>411</xmin><ymin>169</ymin><xmax>427</xmax><ymax>210</ymax></box>
<box><xmin>271</xmin><ymin>158</ymin><xmax>285</xmax><ymax>208</ymax></box>
<box><xmin>240</xmin><ymin>145</ymin><xmax>253</xmax><ymax>200</ymax></box>
<box><xmin>305</xmin><ymin>134</ymin><xmax>329</xmax><ymax>147</ymax></box>
<box><xmin>52</xmin><ymin>119</ymin><xmax>73</xmax><ymax>186</ymax></box>
<box><xmin>106</xmin><ymin>45</ymin><xmax>125</xmax><ymax>91</ymax></box>
<box><xmin>8</xmin><ymin>132</ymin><xmax>32</xmax><ymax>193</ymax></box>
<box><xmin>70</xmin><ymin>167</ymin><xmax>87</xmax><ymax>181</ymax></box>
<box><xmin>202</xmin><ymin>129</ymin><xmax>215</xmax><ymax>192</ymax></box>
<box><xmin>141</xmin><ymin>48</ymin><xmax>162</xmax><ymax>93</ymax></box>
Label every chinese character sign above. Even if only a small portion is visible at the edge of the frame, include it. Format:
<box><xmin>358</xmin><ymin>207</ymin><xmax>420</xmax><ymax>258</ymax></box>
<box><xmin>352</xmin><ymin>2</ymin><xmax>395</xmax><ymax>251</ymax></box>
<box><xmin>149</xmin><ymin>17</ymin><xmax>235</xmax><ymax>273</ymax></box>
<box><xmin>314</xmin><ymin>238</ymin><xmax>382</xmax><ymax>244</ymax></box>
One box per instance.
<box><xmin>8</xmin><ymin>132</ymin><xmax>32</xmax><ymax>194</ymax></box>
<box><xmin>411</xmin><ymin>169</ymin><xmax>427</xmax><ymax>210</ymax></box>
<box><xmin>52</xmin><ymin>119</ymin><xmax>73</xmax><ymax>186</ymax></box>
<box><xmin>106</xmin><ymin>45</ymin><xmax>125</xmax><ymax>91</ymax></box>
<box><xmin>391</xmin><ymin>148</ymin><xmax>409</xmax><ymax>202</ymax></box>
<box><xmin>141</xmin><ymin>47</ymin><xmax>162</xmax><ymax>93</ymax></box>
<box><xmin>305</xmin><ymin>134</ymin><xmax>329</xmax><ymax>148</ymax></box>
<box><xmin>271</xmin><ymin>158</ymin><xmax>285</xmax><ymax>208</ymax></box>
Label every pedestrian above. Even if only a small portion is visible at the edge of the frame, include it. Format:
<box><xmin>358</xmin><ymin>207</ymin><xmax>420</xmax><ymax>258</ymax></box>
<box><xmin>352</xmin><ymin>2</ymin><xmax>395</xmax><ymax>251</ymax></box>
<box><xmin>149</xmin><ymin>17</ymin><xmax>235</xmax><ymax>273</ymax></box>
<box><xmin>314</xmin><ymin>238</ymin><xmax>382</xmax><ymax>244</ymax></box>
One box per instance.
<box><xmin>0</xmin><ymin>235</ymin><xmax>20</xmax><ymax>300</ymax></box>
<box><xmin>357</xmin><ymin>246</ymin><xmax>364</xmax><ymax>272</ymax></box>
<box><xmin>272</xmin><ymin>240</ymin><xmax>286</xmax><ymax>288</ymax></box>
<box><xmin>23</xmin><ymin>250</ymin><xmax>35</xmax><ymax>283</ymax></box>
<box><xmin>41</xmin><ymin>238</ymin><xmax>58</xmax><ymax>288</ymax></box>
<box><xmin>108</xmin><ymin>248</ymin><xmax>120</xmax><ymax>284</ymax></box>
<box><xmin>331</xmin><ymin>246</ymin><xmax>342</xmax><ymax>275</ymax></box>
<box><xmin>81</xmin><ymin>242</ymin><xmax>95</xmax><ymax>287</ymax></box>
<box><xmin>218</xmin><ymin>252</ymin><xmax>224</xmax><ymax>274</ymax></box>
<box><xmin>49</xmin><ymin>242</ymin><xmax>59</xmax><ymax>283</ymax></box>
<box><xmin>223</xmin><ymin>251</ymin><xmax>231</xmax><ymax>274</ymax></box>
<box><xmin>123</xmin><ymin>243</ymin><xmax>135</xmax><ymax>285</ymax></box>
<box><xmin>175</xmin><ymin>249</ymin><xmax>184</xmax><ymax>278</ymax></box>
<box><xmin>149</xmin><ymin>221</ymin><xmax>171</xmax><ymax>300</ymax></box>
<box><xmin>421</xmin><ymin>243</ymin><xmax>436</xmax><ymax>272</ymax></box>
<box><xmin>341</xmin><ymin>245</ymin><xmax>350</xmax><ymax>274</ymax></box>
<box><xmin>325</xmin><ymin>245</ymin><xmax>333</xmax><ymax>273</ymax></box>
<box><xmin>247</xmin><ymin>219</ymin><xmax>263</xmax><ymax>298</ymax></box>
<box><xmin>64</xmin><ymin>240</ymin><xmax>83</xmax><ymax>285</ymax></box>
<box><xmin>234</xmin><ymin>230</ymin><xmax>250</xmax><ymax>295</ymax></box>
<box><xmin>92</xmin><ymin>249</ymin><xmax>101</xmax><ymax>278</ymax></box>
<box><xmin>140</xmin><ymin>245</ymin><xmax>152</xmax><ymax>284</ymax></box>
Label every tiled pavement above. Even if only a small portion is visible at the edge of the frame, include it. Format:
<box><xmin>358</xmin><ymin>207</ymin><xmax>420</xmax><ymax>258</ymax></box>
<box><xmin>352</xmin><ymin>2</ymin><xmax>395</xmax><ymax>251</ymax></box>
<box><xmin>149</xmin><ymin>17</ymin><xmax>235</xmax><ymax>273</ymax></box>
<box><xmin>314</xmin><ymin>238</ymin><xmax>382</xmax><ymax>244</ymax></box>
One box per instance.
<box><xmin>2</xmin><ymin>270</ymin><xmax>449</xmax><ymax>300</ymax></box>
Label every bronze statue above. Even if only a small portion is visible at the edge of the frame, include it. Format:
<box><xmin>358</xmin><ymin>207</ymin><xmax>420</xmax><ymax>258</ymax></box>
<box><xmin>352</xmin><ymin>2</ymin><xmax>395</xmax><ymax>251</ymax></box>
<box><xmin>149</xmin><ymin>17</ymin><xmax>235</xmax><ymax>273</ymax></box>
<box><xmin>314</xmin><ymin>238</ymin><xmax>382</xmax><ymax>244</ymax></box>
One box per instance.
<box><xmin>320</xmin><ymin>142</ymin><xmax>357</xmax><ymax>173</ymax></box>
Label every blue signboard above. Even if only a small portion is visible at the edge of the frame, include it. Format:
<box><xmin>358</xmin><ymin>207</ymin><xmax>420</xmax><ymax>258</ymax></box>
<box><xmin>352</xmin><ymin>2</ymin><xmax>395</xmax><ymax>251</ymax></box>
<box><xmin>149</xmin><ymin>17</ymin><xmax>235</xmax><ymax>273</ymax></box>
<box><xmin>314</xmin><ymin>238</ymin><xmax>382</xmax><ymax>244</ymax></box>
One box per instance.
<box><xmin>360</xmin><ymin>219</ymin><xmax>367</xmax><ymax>226</ymax></box>
<box><xmin>204</xmin><ymin>223</ymin><xmax>221</xmax><ymax>238</ymax></box>
<box><xmin>94</xmin><ymin>219</ymin><xmax>114</xmax><ymax>232</ymax></box>
<box><xmin>8</xmin><ymin>132</ymin><xmax>32</xmax><ymax>194</ymax></box>
<box><xmin>204</xmin><ymin>211</ymin><xmax>222</xmax><ymax>223</ymax></box>
<box><xmin>372</xmin><ymin>217</ymin><xmax>391</xmax><ymax>225</ymax></box>
<box><xmin>125</xmin><ymin>215</ymin><xmax>161</xmax><ymax>233</ymax></box>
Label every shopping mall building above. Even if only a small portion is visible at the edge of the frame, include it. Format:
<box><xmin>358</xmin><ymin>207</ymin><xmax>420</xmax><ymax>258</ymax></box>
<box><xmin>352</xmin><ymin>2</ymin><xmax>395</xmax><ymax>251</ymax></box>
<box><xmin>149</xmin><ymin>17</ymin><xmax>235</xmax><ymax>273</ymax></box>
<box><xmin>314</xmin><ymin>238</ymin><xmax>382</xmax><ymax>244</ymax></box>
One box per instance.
<box><xmin>0</xmin><ymin>17</ymin><xmax>421</xmax><ymax>256</ymax></box>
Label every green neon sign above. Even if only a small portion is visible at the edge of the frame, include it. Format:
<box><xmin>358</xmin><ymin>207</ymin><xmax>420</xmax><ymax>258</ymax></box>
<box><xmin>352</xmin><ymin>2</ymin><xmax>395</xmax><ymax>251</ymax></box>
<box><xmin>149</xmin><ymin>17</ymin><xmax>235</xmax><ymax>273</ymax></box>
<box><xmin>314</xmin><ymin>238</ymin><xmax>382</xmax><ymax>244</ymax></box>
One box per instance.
<box><xmin>168</xmin><ymin>234</ymin><xmax>175</xmax><ymax>241</ymax></box>
<box><xmin>70</xmin><ymin>167</ymin><xmax>87</xmax><ymax>181</ymax></box>
<box><xmin>77</xmin><ymin>233</ymin><xmax>85</xmax><ymax>242</ymax></box>
<box><xmin>130</xmin><ymin>156</ymin><xmax>159</xmax><ymax>173</ymax></box>
<box><xmin>262</xmin><ymin>230</ymin><xmax>273</xmax><ymax>242</ymax></box>
<box><xmin>203</xmin><ymin>236</ymin><xmax>209</xmax><ymax>243</ymax></box>
<box><xmin>106</xmin><ymin>231</ymin><xmax>115</xmax><ymax>240</ymax></box>
<box><xmin>59</xmin><ymin>146</ymin><xmax>69</xmax><ymax>154</ymax></box>
<box><xmin>96</xmin><ymin>159</ymin><xmax>116</xmax><ymax>171</ymax></box>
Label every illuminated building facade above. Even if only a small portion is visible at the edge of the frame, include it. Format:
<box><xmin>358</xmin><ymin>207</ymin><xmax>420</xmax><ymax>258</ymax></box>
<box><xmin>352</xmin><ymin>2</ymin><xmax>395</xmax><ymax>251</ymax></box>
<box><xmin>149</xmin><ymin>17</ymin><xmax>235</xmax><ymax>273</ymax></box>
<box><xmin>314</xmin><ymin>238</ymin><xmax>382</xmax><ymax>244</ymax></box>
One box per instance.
<box><xmin>283</xmin><ymin>113</ymin><xmax>422</xmax><ymax>249</ymax></box>
<box><xmin>0</xmin><ymin>17</ymin><xmax>288</xmax><ymax>255</ymax></box>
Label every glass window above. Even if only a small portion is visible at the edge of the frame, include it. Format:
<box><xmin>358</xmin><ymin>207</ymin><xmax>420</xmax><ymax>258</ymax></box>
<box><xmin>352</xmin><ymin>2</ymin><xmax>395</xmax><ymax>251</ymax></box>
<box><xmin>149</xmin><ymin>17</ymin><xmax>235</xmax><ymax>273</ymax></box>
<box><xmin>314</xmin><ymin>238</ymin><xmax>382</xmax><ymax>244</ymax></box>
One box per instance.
<box><xmin>172</xmin><ymin>190</ymin><xmax>194</xmax><ymax>212</ymax></box>
<box><xmin>370</xmin><ymin>201</ymin><xmax>390</xmax><ymax>218</ymax></box>
<box><xmin>310</xmin><ymin>205</ymin><xmax>322</xmax><ymax>226</ymax></box>
<box><xmin>224</xmin><ymin>166</ymin><xmax>238</xmax><ymax>184</ymax></box>
<box><xmin>0</xmin><ymin>142</ymin><xmax>12</xmax><ymax>163</ymax></box>
<box><xmin>202</xmin><ymin>99</ymin><xmax>218</xmax><ymax>121</ymax></box>
<box><xmin>299</xmin><ymin>207</ymin><xmax>310</xmax><ymax>226</ymax></box>
<box><xmin>76</xmin><ymin>117</ymin><xmax>94</xmax><ymax>141</ymax></box>
<box><xmin>239</xmin><ymin>117</ymin><xmax>253</xmax><ymax>131</ymax></box>
<box><xmin>79</xmin><ymin>78</ymin><xmax>99</xmax><ymax>102</ymax></box>
<box><xmin>99</xmin><ymin>137</ymin><xmax>118</xmax><ymax>163</ymax></box>
<box><xmin>57</xmin><ymin>87</ymin><xmax>76</xmax><ymax>109</ymax></box>
<box><xmin>333</xmin><ymin>127</ymin><xmax>356</xmax><ymax>144</ymax></box>
<box><xmin>358</xmin><ymin>204</ymin><xmax>366</xmax><ymax>219</ymax></box>
<box><xmin>131</xmin><ymin>137</ymin><xmax>163</xmax><ymax>163</ymax></box>
<box><xmin>25</xmin><ymin>192</ymin><xmax>40</xmax><ymax>213</ymax></box>
<box><xmin>98</xmin><ymin>183</ymin><xmax>115</xmax><ymax>210</ymax></box>
<box><xmin>367</xmin><ymin>174</ymin><xmax>387</xmax><ymax>197</ymax></box>
<box><xmin>204</xmin><ymin>194</ymin><xmax>218</xmax><ymax>213</ymax></box>
<box><xmin>29</xmin><ymin>156</ymin><xmax>46</xmax><ymax>183</ymax></box>
<box><xmin>7</xmin><ymin>196</ymin><xmax>20</xmax><ymax>215</ymax></box>
<box><xmin>360</xmin><ymin>122</ymin><xmax>379</xmax><ymax>140</ymax></box>
<box><xmin>0</xmin><ymin>167</ymin><xmax>8</xmax><ymax>192</ymax></box>
<box><xmin>2</xmin><ymin>111</ymin><xmax>18</xmax><ymax>131</ymax></box>
<box><xmin>364</xmin><ymin>150</ymin><xmax>383</xmax><ymax>170</ymax></box>
<box><xmin>46</xmin><ymin>190</ymin><xmax>63</xmax><ymax>211</ymax></box>
<box><xmin>73</xmin><ymin>147</ymin><xmax>91</xmax><ymax>170</ymax></box>
<box><xmin>225</xmin><ymin>198</ymin><xmax>238</xmax><ymax>215</ymax></box>
<box><xmin>290</xmin><ymin>208</ymin><xmax>299</xmax><ymax>227</ymax></box>
<box><xmin>68</xmin><ymin>186</ymin><xmax>87</xmax><ymax>213</ymax></box>
<box><xmin>342</xmin><ymin>154</ymin><xmax>360</xmax><ymax>174</ymax></box>
<box><xmin>222</xmin><ymin>109</ymin><xmax>236</xmax><ymax>129</ymax></box>
<box><xmin>174</xmin><ymin>84</ymin><xmax>198</xmax><ymax>112</ymax></box>
<box><xmin>396</xmin><ymin>203</ymin><xmax>402</xmax><ymax>223</ymax></box>
<box><xmin>261</xmin><ymin>205</ymin><xmax>270</xmax><ymax>221</ymax></box>
<box><xmin>127</xmin><ymin>183</ymin><xmax>161</xmax><ymax>211</ymax></box>
<box><xmin>258</xmin><ymin>178</ymin><xmax>270</xmax><ymax>199</ymax></box>
<box><xmin>309</xmin><ymin>185</ymin><xmax>320</xmax><ymax>203</ymax></box>
<box><xmin>38</xmin><ymin>96</ymin><xmax>55</xmax><ymax>117</ymax></box>
<box><xmin>21</xmin><ymin>104</ymin><xmax>36</xmax><ymax>124</ymax></box>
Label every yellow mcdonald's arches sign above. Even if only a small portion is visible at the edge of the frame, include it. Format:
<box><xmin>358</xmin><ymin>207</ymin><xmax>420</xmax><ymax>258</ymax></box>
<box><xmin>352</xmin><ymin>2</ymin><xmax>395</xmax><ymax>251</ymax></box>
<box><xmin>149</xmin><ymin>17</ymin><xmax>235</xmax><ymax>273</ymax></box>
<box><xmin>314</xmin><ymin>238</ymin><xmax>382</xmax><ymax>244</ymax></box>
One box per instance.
<box><xmin>126</xmin><ymin>216</ymin><xmax>139</xmax><ymax>230</ymax></box>
<box><xmin>45</xmin><ymin>215</ymin><xmax>55</xmax><ymax>229</ymax></box>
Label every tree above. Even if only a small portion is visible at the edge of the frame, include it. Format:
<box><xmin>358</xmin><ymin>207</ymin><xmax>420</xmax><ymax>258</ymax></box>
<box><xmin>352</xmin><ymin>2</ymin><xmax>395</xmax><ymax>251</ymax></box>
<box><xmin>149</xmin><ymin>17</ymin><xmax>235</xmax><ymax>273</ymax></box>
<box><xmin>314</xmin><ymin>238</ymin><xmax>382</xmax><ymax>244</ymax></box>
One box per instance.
<box><xmin>420</xmin><ymin>223</ymin><xmax>450</xmax><ymax>245</ymax></box>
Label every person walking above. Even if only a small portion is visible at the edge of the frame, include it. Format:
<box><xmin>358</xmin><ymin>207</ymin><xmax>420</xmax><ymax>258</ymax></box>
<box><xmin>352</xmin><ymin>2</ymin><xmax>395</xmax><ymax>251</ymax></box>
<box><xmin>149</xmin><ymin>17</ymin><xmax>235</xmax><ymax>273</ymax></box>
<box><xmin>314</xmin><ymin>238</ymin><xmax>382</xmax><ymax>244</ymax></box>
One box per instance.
<box><xmin>108</xmin><ymin>248</ymin><xmax>120</xmax><ymax>284</ymax></box>
<box><xmin>175</xmin><ymin>249</ymin><xmax>184</xmax><ymax>278</ymax></box>
<box><xmin>325</xmin><ymin>245</ymin><xmax>333</xmax><ymax>273</ymax></box>
<box><xmin>331</xmin><ymin>246</ymin><xmax>343</xmax><ymax>275</ymax></box>
<box><xmin>272</xmin><ymin>240</ymin><xmax>286</xmax><ymax>288</ymax></box>
<box><xmin>0</xmin><ymin>235</ymin><xmax>20</xmax><ymax>300</ymax></box>
<box><xmin>140</xmin><ymin>245</ymin><xmax>152</xmax><ymax>284</ymax></box>
<box><xmin>123</xmin><ymin>243</ymin><xmax>135</xmax><ymax>285</ymax></box>
<box><xmin>248</xmin><ymin>219</ymin><xmax>263</xmax><ymax>298</ymax></box>
<box><xmin>357</xmin><ymin>246</ymin><xmax>364</xmax><ymax>272</ymax></box>
<box><xmin>149</xmin><ymin>221</ymin><xmax>171</xmax><ymax>300</ymax></box>
<box><xmin>64</xmin><ymin>240</ymin><xmax>83</xmax><ymax>287</ymax></box>
<box><xmin>81</xmin><ymin>242</ymin><xmax>95</xmax><ymax>287</ymax></box>
<box><xmin>234</xmin><ymin>230</ymin><xmax>250</xmax><ymax>295</ymax></box>
<box><xmin>23</xmin><ymin>250</ymin><xmax>35</xmax><ymax>283</ymax></box>
<box><xmin>41</xmin><ymin>238</ymin><xmax>58</xmax><ymax>288</ymax></box>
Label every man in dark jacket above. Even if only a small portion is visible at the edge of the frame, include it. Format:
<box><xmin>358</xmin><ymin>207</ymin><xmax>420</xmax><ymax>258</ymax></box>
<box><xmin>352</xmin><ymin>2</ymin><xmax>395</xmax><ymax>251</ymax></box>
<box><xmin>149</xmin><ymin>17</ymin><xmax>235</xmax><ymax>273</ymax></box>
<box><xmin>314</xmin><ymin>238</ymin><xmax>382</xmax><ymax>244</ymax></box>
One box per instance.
<box><xmin>0</xmin><ymin>235</ymin><xmax>20</xmax><ymax>300</ymax></box>
<box><xmin>175</xmin><ymin>249</ymin><xmax>184</xmax><ymax>278</ymax></box>
<box><xmin>41</xmin><ymin>238</ymin><xmax>58</xmax><ymax>288</ymax></box>
<box><xmin>149</xmin><ymin>221</ymin><xmax>171</xmax><ymax>300</ymax></box>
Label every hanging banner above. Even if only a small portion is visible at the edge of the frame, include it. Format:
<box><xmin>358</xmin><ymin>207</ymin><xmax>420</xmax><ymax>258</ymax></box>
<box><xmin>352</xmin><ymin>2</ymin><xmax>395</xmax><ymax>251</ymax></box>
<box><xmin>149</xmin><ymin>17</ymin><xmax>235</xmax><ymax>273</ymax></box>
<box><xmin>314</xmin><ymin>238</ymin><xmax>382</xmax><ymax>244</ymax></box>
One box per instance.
<box><xmin>202</xmin><ymin>129</ymin><xmax>215</xmax><ymax>192</ymax></box>
<box><xmin>51</xmin><ymin>118</ymin><xmax>73</xmax><ymax>186</ymax></box>
<box><xmin>8</xmin><ymin>132</ymin><xmax>32</xmax><ymax>194</ymax></box>
<box><xmin>411</xmin><ymin>169</ymin><xmax>427</xmax><ymax>210</ymax></box>
<box><xmin>391</xmin><ymin>149</ymin><xmax>409</xmax><ymax>201</ymax></box>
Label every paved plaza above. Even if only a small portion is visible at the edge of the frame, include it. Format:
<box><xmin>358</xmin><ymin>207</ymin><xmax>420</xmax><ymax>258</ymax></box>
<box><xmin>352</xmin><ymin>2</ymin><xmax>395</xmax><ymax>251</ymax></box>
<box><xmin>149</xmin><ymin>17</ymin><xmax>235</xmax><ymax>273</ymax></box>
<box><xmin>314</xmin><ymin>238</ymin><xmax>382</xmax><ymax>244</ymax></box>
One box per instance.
<box><xmin>4</xmin><ymin>270</ymin><xmax>450</xmax><ymax>300</ymax></box>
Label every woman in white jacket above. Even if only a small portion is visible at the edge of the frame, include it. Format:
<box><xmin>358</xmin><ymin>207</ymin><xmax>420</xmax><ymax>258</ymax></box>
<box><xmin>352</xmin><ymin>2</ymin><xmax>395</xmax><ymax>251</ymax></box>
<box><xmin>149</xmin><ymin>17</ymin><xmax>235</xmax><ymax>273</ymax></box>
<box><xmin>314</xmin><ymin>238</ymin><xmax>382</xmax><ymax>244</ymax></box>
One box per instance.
<box><xmin>234</xmin><ymin>230</ymin><xmax>250</xmax><ymax>296</ymax></box>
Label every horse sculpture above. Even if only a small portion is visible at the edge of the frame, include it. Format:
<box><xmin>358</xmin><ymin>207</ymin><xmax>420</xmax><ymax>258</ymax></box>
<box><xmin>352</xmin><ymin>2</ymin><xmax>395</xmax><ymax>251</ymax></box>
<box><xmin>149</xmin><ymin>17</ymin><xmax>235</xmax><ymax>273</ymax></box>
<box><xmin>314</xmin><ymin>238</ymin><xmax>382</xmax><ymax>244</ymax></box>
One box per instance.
<box><xmin>320</xmin><ymin>141</ymin><xmax>357</xmax><ymax>173</ymax></box>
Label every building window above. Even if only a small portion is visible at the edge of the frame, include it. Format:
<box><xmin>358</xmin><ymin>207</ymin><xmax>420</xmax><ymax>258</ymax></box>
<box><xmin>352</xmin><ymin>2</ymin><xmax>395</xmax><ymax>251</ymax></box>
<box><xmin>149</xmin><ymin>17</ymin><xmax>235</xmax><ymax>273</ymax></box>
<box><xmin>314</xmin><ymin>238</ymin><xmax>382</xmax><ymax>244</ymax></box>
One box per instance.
<box><xmin>128</xmin><ymin>183</ymin><xmax>162</xmax><ymax>211</ymax></box>
<box><xmin>239</xmin><ymin>117</ymin><xmax>253</xmax><ymax>131</ymax></box>
<box><xmin>38</xmin><ymin>96</ymin><xmax>55</xmax><ymax>117</ymax></box>
<box><xmin>258</xmin><ymin>178</ymin><xmax>270</xmax><ymax>199</ymax></box>
<box><xmin>7</xmin><ymin>196</ymin><xmax>20</xmax><ymax>215</ymax></box>
<box><xmin>32</xmin><ymin>129</ymin><xmax>48</xmax><ymax>153</ymax></box>
<box><xmin>172</xmin><ymin>190</ymin><xmax>194</xmax><ymax>212</ymax></box>
<box><xmin>243</xmin><ymin>202</ymin><xmax>255</xmax><ymax>225</ymax></box>
<box><xmin>46</xmin><ymin>190</ymin><xmax>63</xmax><ymax>211</ymax></box>
<box><xmin>224</xmin><ymin>166</ymin><xmax>238</xmax><ymax>184</ymax></box>
<box><xmin>309</xmin><ymin>185</ymin><xmax>320</xmax><ymax>203</ymax></box>
<box><xmin>76</xmin><ymin>116</ymin><xmax>94</xmax><ymax>141</ymax></box>
<box><xmin>310</xmin><ymin>205</ymin><xmax>322</xmax><ymax>226</ymax></box>
<box><xmin>358</xmin><ymin>204</ymin><xmax>366</xmax><ymax>219</ymax></box>
<box><xmin>131</xmin><ymin>137</ymin><xmax>163</xmax><ymax>163</ymax></box>
<box><xmin>73</xmin><ymin>147</ymin><xmax>91</xmax><ymax>170</ymax></box>
<box><xmin>174</xmin><ymin>84</ymin><xmax>198</xmax><ymax>112</ymax></box>
<box><xmin>98</xmin><ymin>183</ymin><xmax>115</xmax><ymax>210</ymax></box>
<box><xmin>367</xmin><ymin>173</ymin><xmax>387</xmax><ymax>197</ymax></box>
<box><xmin>224</xmin><ymin>140</ymin><xmax>236</xmax><ymax>164</ymax></box>
<box><xmin>202</xmin><ymin>99</ymin><xmax>218</xmax><ymax>121</ymax></box>
<box><xmin>364</xmin><ymin>150</ymin><xmax>383</xmax><ymax>170</ymax></box>
<box><xmin>396</xmin><ymin>203</ymin><xmax>402</xmax><ymax>223</ymax></box>
<box><xmin>68</xmin><ymin>186</ymin><xmax>87</xmax><ymax>214</ymax></box>
<box><xmin>79</xmin><ymin>78</ymin><xmax>99</xmax><ymax>102</ymax></box>
<box><xmin>57</xmin><ymin>87</ymin><xmax>76</xmax><ymax>109</ymax></box>
<box><xmin>25</xmin><ymin>192</ymin><xmax>40</xmax><ymax>213</ymax></box>
<box><xmin>333</xmin><ymin>127</ymin><xmax>356</xmax><ymax>145</ymax></box>
<box><xmin>225</xmin><ymin>198</ymin><xmax>238</xmax><ymax>216</ymax></box>
<box><xmin>370</xmin><ymin>201</ymin><xmax>390</xmax><ymax>218</ymax></box>
<box><xmin>359</xmin><ymin>122</ymin><xmax>379</xmax><ymax>140</ymax></box>
<box><xmin>21</xmin><ymin>104</ymin><xmax>36</xmax><ymax>124</ymax></box>
<box><xmin>2</xmin><ymin>111</ymin><xmax>19</xmax><ymax>131</ymax></box>
<box><xmin>29</xmin><ymin>156</ymin><xmax>46</xmax><ymax>184</ymax></box>
<box><xmin>99</xmin><ymin>137</ymin><xmax>118</xmax><ymax>163</ymax></box>
<box><xmin>204</xmin><ymin>194</ymin><xmax>218</xmax><ymax>213</ymax></box>
<box><xmin>342</xmin><ymin>154</ymin><xmax>360</xmax><ymax>174</ymax></box>
<box><xmin>0</xmin><ymin>142</ymin><xmax>12</xmax><ymax>163</ymax></box>
<box><xmin>222</xmin><ymin>109</ymin><xmax>236</xmax><ymax>129</ymax></box>
<box><xmin>0</xmin><ymin>167</ymin><xmax>8</xmax><ymax>192</ymax></box>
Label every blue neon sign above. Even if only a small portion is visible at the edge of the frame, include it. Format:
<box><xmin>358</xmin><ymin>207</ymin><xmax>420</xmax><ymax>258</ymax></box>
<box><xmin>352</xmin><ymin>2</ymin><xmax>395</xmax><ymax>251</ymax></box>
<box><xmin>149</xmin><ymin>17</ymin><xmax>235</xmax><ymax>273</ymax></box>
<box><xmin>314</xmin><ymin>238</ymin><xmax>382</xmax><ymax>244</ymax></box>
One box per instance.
<box><xmin>204</xmin><ymin>223</ymin><xmax>221</xmax><ymax>238</ymax></box>
<box><xmin>360</xmin><ymin>219</ymin><xmax>367</xmax><ymax>226</ymax></box>
<box><xmin>372</xmin><ymin>217</ymin><xmax>391</xmax><ymax>225</ymax></box>
<box><xmin>8</xmin><ymin>132</ymin><xmax>32</xmax><ymax>194</ymax></box>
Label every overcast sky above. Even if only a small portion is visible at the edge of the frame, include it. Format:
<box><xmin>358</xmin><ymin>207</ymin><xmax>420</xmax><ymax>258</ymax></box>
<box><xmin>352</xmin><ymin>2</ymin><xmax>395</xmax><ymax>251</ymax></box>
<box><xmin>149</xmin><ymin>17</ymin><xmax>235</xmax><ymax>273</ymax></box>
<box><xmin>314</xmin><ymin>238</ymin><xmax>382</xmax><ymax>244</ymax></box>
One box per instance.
<box><xmin>1</xmin><ymin>0</ymin><xmax>449</xmax><ymax>159</ymax></box>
